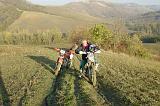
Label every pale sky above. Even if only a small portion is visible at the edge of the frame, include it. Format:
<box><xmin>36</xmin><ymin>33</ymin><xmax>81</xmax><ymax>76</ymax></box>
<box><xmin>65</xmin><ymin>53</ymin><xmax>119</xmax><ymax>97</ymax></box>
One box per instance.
<box><xmin>29</xmin><ymin>0</ymin><xmax>160</xmax><ymax>6</ymax></box>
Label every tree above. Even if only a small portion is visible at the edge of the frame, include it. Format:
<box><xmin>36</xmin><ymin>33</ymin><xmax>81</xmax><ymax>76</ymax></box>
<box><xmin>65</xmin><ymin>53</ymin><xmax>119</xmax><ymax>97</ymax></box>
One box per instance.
<box><xmin>90</xmin><ymin>24</ymin><xmax>113</xmax><ymax>49</ymax></box>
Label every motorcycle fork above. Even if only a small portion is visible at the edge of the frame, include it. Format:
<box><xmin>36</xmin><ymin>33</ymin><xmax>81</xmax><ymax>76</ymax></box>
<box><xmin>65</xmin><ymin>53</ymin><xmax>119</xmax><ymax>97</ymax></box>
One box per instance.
<box><xmin>87</xmin><ymin>61</ymin><xmax>93</xmax><ymax>78</ymax></box>
<box><xmin>54</xmin><ymin>62</ymin><xmax>62</xmax><ymax>76</ymax></box>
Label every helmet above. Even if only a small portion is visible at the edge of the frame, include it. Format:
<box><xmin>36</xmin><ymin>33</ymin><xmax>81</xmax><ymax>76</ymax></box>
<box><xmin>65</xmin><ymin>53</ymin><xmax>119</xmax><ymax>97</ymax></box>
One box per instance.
<box><xmin>89</xmin><ymin>44</ymin><xmax>96</xmax><ymax>52</ymax></box>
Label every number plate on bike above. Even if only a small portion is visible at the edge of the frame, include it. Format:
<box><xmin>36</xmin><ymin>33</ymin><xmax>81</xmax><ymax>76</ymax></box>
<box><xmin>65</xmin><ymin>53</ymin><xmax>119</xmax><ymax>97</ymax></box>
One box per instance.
<box><xmin>87</xmin><ymin>53</ymin><xmax>95</xmax><ymax>62</ymax></box>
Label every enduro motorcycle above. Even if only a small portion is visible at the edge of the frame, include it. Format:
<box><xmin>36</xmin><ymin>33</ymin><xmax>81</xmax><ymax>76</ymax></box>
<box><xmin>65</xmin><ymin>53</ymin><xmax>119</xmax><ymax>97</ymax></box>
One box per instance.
<box><xmin>83</xmin><ymin>52</ymin><xmax>97</xmax><ymax>86</ymax></box>
<box><xmin>54</xmin><ymin>48</ymin><xmax>74</xmax><ymax>76</ymax></box>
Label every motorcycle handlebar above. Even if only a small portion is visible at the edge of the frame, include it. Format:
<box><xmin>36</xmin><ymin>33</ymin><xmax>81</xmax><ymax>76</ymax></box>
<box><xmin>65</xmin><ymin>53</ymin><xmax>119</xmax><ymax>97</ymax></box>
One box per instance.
<box><xmin>80</xmin><ymin>51</ymin><xmax>101</xmax><ymax>54</ymax></box>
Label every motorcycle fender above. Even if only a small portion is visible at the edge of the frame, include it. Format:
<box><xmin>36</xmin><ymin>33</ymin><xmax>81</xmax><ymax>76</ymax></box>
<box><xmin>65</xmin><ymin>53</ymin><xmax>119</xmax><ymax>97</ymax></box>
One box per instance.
<box><xmin>57</xmin><ymin>57</ymin><xmax>64</xmax><ymax>64</ymax></box>
<box><xmin>70</xmin><ymin>54</ymin><xmax>74</xmax><ymax>59</ymax></box>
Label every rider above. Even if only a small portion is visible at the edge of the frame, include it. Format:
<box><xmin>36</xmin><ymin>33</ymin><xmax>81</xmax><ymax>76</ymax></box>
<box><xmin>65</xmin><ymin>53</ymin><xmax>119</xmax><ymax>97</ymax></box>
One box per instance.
<box><xmin>75</xmin><ymin>40</ymin><xmax>101</xmax><ymax>77</ymax></box>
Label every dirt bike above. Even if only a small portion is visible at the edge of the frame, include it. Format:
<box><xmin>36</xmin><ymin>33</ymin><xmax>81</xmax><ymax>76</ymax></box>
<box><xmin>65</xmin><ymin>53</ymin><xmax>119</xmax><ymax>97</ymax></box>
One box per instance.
<box><xmin>82</xmin><ymin>52</ymin><xmax>97</xmax><ymax>86</ymax></box>
<box><xmin>54</xmin><ymin>48</ymin><xmax>74</xmax><ymax>76</ymax></box>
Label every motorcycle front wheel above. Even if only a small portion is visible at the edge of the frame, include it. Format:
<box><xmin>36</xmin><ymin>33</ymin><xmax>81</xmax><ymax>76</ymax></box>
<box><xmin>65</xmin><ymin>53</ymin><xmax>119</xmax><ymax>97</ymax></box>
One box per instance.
<box><xmin>91</xmin><ymin>66</ymin><xmax>96</xmax><ymax>87</ymax></box>
<box><xmin>87</xmin><ymin>62</ymin><xmax>97</xmax><ymax>86</ymax></box>
<box><xmin>54</xmin><ymin>62</ymin><xmax>62</xmax><ymax>76</ymax></box>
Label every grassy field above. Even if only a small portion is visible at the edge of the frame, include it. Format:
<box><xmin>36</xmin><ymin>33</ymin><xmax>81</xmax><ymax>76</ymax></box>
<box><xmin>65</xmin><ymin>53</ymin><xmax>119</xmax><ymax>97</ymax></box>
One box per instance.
<box><xmin>0</xmin><ymin>45</ymin><xmax>160</xmax><ymax>106</ymax></box>
<box><xmin>0</xmin><ymin>45</ymin><xmax>57</xmax><ymax>106</ymax></box>
<box><xmin>143</xmin><ymin>43</ymin><xmax>160</xmax><ymax>61</ymax></box>
<box><xmin>98</xmin><ymin>51</ymin><xmax>160</xmax><ymax>105</ymax></box>
<box><xmin>144</xmin><ymin>43</ymin><xmax>160</xmax><ymax>55</ymax></box>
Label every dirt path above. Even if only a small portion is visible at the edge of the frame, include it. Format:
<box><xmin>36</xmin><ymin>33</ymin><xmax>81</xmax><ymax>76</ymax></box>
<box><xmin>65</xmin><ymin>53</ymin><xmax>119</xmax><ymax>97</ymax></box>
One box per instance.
<box><xmin>44</xmin><ymin>68</ymin><xmax>111</xmax><ymax>106</ymax></box>
<box><xmin>43</xmin><ymin>50</ymin><xmax>126</xmax><ymax>106</ymax></box>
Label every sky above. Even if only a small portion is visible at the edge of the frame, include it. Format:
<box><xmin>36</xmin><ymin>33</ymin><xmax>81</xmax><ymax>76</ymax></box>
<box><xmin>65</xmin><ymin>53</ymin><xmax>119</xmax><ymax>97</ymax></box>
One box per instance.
<box><xmin>29</xmin><ymin>0</ymin><xmax>160</xmax><ymax>6</ymax></box>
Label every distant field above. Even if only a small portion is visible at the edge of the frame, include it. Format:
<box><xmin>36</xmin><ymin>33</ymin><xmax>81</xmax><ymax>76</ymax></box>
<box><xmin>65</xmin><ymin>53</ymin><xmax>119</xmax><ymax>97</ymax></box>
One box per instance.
<box><xmin>144</xmin><ymin>43</ymin><xmax>160</xmax><ymax>55</ymax></box>
<box><xmin>8</xmin><ymin>11</ymin><xmax>104</xmax><ymax>32</ymax></box>
<box><xmin>0</xmin><ymin>45</ymin><xmax>160</xmax><ymax>106</ymax></box>
<box><xmin>143</xmin><ymin>43</ymin><xmax>160</xmax><ymax>61</ymax></box>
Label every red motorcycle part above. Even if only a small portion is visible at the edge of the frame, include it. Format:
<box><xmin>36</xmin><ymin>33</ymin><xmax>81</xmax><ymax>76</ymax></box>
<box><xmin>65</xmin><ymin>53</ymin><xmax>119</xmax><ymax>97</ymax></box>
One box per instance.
<box><xmin>57</xmin><ymin>56</ymin><xmax>64</xmax><ymax>64</ymax></box>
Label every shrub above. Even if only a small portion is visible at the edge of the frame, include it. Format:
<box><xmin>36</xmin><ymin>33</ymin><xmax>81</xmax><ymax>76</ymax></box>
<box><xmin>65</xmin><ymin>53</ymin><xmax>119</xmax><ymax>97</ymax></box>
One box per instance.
<box><xmin>89</xmin><ymin>24</ymin><xmax>113</xmax><ymax>49</ymax></box>
<box><xmin>69</xmin><ymin>26</ymin><xmax>90</xmax><ymax>45</ymax></box>
<box><xmin>70</xmin><ymin>24</ymin><xmax>150</xmax><ymax>58</ymax></box>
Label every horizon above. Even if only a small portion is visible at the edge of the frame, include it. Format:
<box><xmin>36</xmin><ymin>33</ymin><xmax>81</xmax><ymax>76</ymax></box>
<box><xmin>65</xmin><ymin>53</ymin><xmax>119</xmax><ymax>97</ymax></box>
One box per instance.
<box><xmin>29</xmin><ymin>0</ymin><xmax>160</xmax><ymax>6</ymax></box>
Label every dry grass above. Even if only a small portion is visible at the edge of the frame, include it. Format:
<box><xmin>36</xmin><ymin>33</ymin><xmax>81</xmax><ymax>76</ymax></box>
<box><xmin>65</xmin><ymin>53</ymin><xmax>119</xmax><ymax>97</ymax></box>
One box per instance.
<box><xmin>143</xmin><ymin>43</ymin><xmax>160</xmax><ymax>61</ymax></box>
<box><xmin>98</xmin><ymin>51</ymin><xmax>160</xmax><ymax>105</ymax></box>
<box><xmin>0</xmin><ymin>45</ymin><xmax>57</xmax><ymax>106</ymax></box>
<box><xmin>8</xmin><ymin>11</ymin><xmax>103</xmax><ymax>32</ymax></box>
<box><xmin>0</xmin><ymin>45</ymin><xmax>160</xmax><ymax>106</ymax></box>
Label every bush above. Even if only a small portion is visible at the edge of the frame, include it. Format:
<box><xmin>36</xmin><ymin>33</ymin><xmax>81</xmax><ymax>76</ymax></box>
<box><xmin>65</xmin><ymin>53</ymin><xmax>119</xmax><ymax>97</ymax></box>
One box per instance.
<box><xmin>126</xmin><ymin>35</ymin><xmax>150</xmax><ymax>57</ymax></box>
<box><xmin>70</xmin><ymin>24</ymin><xmax>150</xmax><ymax>58</ymax></box>
<box><xmin>89</xmin><ymin>24</ymin><xmax>113</xmax><ymax>49</ymax></box>
<box><xmin>69</xmin><ymin>26</ymin><xmax>90</xmax><ymax>45</ymax></box>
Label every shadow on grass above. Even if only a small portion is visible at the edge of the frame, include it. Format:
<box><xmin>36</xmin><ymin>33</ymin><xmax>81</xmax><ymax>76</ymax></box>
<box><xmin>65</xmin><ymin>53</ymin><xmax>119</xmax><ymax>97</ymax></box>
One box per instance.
<box><xmin>97</xmin><ymin>74</ymin><xmax>133</xmax><ymax>106</ymax></box>
<box><xmin>17</xmin><ymin>56</ymin><xmax>56</xmax><ymax>106</ymax></box>
<box><xmin>27</xmin><ymin>56</ymin><xmax>56</xmax><ymax>75</ymax></box>
<box><xmin>0</xmin><ymin>70</ymin><xmax>11</xmax><ymax>106</ymax></box>
<box><xmin>17</xmin><ymin>89</ymin><xmax>27</xmax><ymax>106</ymax></box>
<box><xmin>43</xmin><ymin>68</ymin><xmax>77</xmax><ymax>106</ymax></box>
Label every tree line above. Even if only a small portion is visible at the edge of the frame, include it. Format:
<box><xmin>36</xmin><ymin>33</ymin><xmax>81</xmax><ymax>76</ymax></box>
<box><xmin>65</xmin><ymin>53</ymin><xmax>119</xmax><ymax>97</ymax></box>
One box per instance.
<box><xmin>0</xmin><ymin>28</ymin><xmax>62</xmax><ymax>45</ymax></box>
<box><xmin>0</xmin><ymin>24</ymin><xmax>150</xmax><ymax>57</ymax></box>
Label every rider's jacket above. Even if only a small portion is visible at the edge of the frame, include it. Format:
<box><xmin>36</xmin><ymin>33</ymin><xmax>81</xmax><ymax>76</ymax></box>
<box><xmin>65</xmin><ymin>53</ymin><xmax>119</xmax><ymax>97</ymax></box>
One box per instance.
<box><xmin>75</xmin><ymin>43</ymin><xmax>100</xmax><ymax>61</ymax></box>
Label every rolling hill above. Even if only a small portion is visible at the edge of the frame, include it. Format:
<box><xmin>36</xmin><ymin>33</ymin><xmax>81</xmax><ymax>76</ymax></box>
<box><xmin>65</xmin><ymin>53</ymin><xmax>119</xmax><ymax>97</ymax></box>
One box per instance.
<box><xmin>0</xmin><ymin>2</ymin><xmax>23</xmax><ymax>31</ymax></box>
<box><xmin>128</xmin><ymin>10</ymin><xmax>160</xmax><ymax>24</ymax></box>
<box><xmin>62</xmin><ymin>1</ymin><xmax>153</xmax><ymax>19</ymax></box>
<box><xmin>1</xmin><ymin>0</ymin><xmax>160</xmax><ymax>32</ymax></box>
<box><xmin>126</xmin><ymin>10</ymin><xmax>160</xmax><ymax>36</ymax></box>
<box><xmin>139</xmin><ymin>11</ymin><xmax>160</xmax><ymax>23</ymax></box>
<box><xmin>1</xmin><ymin>1</ymin><xmax>160</xmax><ymax>106</ymax></box>
<box><xmin>8</xmin><ymin>11</ymin><xmax>104</xmax><ymax>32</ymax></box>
<box><xmin>40</xmin><ymin>1</ymin><xmax>158</xmax><ymax>23</ymax></box>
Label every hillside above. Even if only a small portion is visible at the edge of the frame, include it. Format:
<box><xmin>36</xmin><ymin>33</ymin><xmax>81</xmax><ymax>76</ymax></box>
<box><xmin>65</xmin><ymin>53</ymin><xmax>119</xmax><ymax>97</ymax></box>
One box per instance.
<box><xmin>0</xmin><ymin>0</ymin><xmax>106</xmax><ymax>32</ymax></box>
<box><xmin>126</xmin><ymin>10</ymin><xmax>160</xmax><ymax>36</ymax></box>
<box><xmin>0</xmin><ymin>2</ymin><xmax>23</xmax><ymax>31</ymax></box>
<box><xmin>29</xmin><ymin>1</ymin><xmax>160</xmax><ymax>22</ymax></box>
<box><xmin>8</xmin><ymin>11</ymin><xmax>104</xmax><ymax>32</ymax></box>
<box><xmin>1</xmin><ymin>0</ymin><xmax>160</xmax><ymax>32</ymax></box>
<box><xmin>129</xmin><ymin>11</ymin><xmax>160</xmax><ymax>24</ymax></box>
<box><xmin>1</xmin><ymin>0</ymin><xmax>160</xmax><ymax>106</ymax></box>
<box><xmin>43</xmin><ymin>1</ymin><xmax>154</xmax><ymax>19</ymax></box>
<box><xmin>140</xmin><ymin>11</ymin><xmax>160</xmax><ymax>23</ymax></box>
<box><xmin>0</xmin><ymin>0</ymin><xmax>47</xmax><ymax>31</ymax></box>
<box><xmin>0</xmin><ymin>45</ymin><xmax>160</xmax><ymax>105</ymax></box>
<box><xmin>0</xmin><ymin>0</ymin><xmax>43</xmax><ymax>11</ymax></box>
